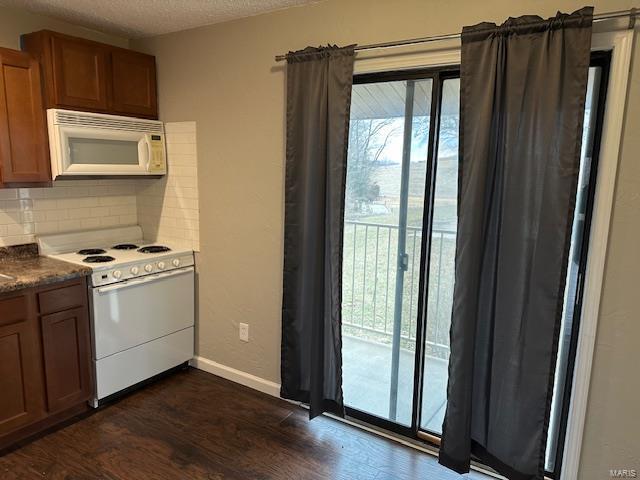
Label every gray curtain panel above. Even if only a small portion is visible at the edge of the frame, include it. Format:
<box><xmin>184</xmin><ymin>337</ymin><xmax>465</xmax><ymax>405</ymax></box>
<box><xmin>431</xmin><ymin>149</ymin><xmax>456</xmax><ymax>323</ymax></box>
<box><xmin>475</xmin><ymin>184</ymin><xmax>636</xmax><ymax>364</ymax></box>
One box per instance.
<box><xmin>439</xmin><ymin>8</ymin><xmax>593</xmax><ymax>480</ymax></box>
<box><xmin>280</xmin><ymin>45</ymin><xmax>355</xmax><ymax>419</ymax></box>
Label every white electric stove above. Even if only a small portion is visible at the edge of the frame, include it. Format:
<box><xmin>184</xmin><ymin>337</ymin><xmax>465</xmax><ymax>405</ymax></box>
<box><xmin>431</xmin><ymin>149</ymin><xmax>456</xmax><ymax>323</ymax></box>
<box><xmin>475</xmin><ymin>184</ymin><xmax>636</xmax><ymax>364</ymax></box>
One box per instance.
<box><xmin>38</xmin><ymin>225</ymin><xmax>195</xmax><ymax>407</ymax></box>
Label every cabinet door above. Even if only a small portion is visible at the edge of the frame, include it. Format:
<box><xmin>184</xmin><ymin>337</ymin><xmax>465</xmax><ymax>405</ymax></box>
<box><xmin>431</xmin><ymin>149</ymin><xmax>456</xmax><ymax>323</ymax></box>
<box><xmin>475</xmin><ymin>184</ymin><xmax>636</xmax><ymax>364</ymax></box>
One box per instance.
<box><xmin>0</xmin><ymin>294</ymin><xmax>45</xmax><ymax>435</ymax></box>
<box><xmin>0</xmin><ymin>48</ymin><xmax>51</xmax><ymax>184</ymax></box>
<box><xmin>51</xmin><ymin>35</ymin><xmax>109</xmax><ymax>111</ymax></box>
<box><xmin>111</xmin><ymin>50</ymin><xmax>158</xmax><ymax>118</ymax></box>
<box><xmin>41</xmin><ymin>307</ymin><xmax>92</xmax><ymax>413</ymax></box>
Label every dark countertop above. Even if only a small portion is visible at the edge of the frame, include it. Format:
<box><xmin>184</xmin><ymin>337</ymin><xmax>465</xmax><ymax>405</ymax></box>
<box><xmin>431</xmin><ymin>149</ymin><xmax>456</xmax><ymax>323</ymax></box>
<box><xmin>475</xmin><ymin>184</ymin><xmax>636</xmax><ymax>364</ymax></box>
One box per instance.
<box><xmin>0</xmin><ymin>243</ymin><xmax>92</xmax><ymax>294</ymax></box>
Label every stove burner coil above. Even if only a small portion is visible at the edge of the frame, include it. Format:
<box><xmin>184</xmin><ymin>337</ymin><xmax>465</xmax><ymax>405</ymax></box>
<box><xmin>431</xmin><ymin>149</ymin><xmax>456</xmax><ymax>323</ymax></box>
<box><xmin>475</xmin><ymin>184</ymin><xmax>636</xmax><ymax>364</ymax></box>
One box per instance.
<box><xmin>77</xmin><ymin>248</ymin><xmax>107</xmax><ymax>255</ymax></box>
<box><xmin>112</xmin><ymin>243</ymin><xmax>139</xmax><ymax>250</ymax></box>
<box><xmin>138</xmin><ymin>246</ymin><xmax>172</xmax><ymax>254</ymax></box>
<box><xmin>83</xmin><ymin>255</ymin><xmax>115</xmax><ymax>263</ymax></box>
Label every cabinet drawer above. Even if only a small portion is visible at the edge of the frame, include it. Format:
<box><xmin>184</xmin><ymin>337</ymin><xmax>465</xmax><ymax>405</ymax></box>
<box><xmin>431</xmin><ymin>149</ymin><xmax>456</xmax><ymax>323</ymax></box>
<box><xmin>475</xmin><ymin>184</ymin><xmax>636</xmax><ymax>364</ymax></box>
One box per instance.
<box><xmin>0</xmin><ymin>294</ymin><xmax>28</xmax><ymax>327</ymax></box>
<box><xmin>38</xmin><ymin>282</ymin><xmax>86</xmax><ymax>315</ymax></box>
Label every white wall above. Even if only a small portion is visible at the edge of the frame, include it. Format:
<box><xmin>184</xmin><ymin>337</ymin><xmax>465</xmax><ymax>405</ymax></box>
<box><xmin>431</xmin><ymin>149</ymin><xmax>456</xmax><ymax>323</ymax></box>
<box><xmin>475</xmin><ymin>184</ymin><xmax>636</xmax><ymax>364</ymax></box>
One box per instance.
<box><xmin>0</xmin><ymin>4</ymin><xmax>128</xmax><ymax>51</ymax></box>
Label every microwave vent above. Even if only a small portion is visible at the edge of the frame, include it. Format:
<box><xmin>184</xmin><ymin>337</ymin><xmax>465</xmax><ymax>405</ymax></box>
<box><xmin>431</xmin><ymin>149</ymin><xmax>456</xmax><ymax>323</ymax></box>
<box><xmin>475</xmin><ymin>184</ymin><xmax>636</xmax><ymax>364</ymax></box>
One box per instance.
<box><xmin>52</xmin><ymin>110</ymin><xmax>163</xmax><ymax>134</ymax></box>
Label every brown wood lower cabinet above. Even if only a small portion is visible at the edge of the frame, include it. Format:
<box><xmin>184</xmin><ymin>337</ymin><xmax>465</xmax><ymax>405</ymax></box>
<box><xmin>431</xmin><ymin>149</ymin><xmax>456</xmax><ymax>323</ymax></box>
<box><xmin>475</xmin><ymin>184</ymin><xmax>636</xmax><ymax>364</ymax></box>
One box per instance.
<box><xmin>0</xmin><ymin>294</ymin><xmax>46</xmax><ymax>435</ymax></box>
<box><xmin>41</xmin><ymin>306</ymin><xmax>92</xmax><ymax>413</ymax></box>
<box><xmin>0</xmin><ymin>277</ymin><xmax>92</xmax><ymax>450</ymax></box>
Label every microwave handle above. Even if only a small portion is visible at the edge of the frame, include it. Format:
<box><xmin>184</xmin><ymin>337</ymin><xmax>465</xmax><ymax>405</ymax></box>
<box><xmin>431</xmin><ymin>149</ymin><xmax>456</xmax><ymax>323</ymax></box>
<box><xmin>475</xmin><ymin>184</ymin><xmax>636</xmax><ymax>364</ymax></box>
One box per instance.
<box><xmin>141</xmin><ymin>135</ymin><xmax>152</xmax><ymax>171</ymax></box>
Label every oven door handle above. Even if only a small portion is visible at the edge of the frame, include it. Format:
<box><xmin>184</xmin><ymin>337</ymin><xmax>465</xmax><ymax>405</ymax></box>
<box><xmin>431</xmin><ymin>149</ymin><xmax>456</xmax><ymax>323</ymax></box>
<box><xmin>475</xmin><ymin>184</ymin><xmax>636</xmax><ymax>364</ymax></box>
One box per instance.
<box><xmin>95</xmin><ymin>266</ymin><xmax>194</xmax><ymax>294</ymax></box>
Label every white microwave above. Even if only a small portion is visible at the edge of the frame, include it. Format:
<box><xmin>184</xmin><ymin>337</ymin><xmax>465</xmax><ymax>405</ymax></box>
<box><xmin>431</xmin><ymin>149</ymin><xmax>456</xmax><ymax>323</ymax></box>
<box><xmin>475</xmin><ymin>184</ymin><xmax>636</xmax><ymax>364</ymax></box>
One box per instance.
<box><xmin>47</xmin><ymin>109</ymin><xmax>167</xmax><ymax>179</ymax></box>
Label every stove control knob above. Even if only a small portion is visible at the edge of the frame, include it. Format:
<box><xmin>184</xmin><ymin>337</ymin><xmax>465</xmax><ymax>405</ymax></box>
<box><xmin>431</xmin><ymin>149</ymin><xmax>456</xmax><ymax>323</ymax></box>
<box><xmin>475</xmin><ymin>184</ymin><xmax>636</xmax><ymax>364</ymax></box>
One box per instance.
<box><xmin>172</xmin><ymin>259</ymin><xmax>180</xmax><ymax>267</ymax></box>
<box><xmin>144</xmin><ymin>264</ymin><xmax>153</xmax><ymax>273</ymax></box>
<box><xmin>112</xmin><ymin>270</ymin><xmax>122</xmax><ymax>279</ymax></box>
<box><xmin>130</xmin><ymin>266</ymin><xmax>139</xmax><ymax>275</ymax></box>
<box><xmin>157</xmin><ymin>261</ymin><xmax>166</xmax><ymax>270</ymax></box>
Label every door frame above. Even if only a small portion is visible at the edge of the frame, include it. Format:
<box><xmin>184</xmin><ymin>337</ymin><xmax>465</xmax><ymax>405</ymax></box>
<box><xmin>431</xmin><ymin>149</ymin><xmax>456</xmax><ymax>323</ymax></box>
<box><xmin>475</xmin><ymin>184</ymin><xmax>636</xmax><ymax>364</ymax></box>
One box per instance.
<box><xmin>349</xmin><ymin>30</ymin><xmax>633</xmax><ymax>480</ymax></box>
<box><xmin>559</xmin><ymin>30</ymin><xmax>633</xmax><ymax>480</ymax></box>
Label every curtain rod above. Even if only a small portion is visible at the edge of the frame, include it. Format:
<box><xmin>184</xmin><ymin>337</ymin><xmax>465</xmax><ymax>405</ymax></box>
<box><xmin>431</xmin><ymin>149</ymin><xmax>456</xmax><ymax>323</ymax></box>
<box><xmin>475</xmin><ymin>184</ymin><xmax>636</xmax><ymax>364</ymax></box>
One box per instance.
<box><xmin>274</xmin><ymin>7</ymin><xmax>638</xmax><ymax>62</ymax></box>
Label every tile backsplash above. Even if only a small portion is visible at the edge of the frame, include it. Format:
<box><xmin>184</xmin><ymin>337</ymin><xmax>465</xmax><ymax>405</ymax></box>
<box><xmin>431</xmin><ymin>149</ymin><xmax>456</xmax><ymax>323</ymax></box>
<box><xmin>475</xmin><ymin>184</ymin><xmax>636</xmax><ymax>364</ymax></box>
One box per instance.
<box><xmin>0</xmin><ymin>180</ymin><xmax>137</xmax><ymax>247</ymax></box>
<box><xmin>0</xmin><ymin>122</ymin><xmax>199</xmax><ymax>250</ymax></box>
<box><xmin>136</xmin><ymin>121</ymin><xmax>200</xmax><ymax>251</ymax></box>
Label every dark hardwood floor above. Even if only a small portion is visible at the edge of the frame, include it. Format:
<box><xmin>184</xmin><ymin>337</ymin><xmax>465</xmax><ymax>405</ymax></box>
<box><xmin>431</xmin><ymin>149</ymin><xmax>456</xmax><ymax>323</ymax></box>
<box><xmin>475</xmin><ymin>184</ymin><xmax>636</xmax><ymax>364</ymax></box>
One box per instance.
<box><xmin>0</xmin><ymin>368</ymin><xmax>481</xmax><ymax>479</ymax></box>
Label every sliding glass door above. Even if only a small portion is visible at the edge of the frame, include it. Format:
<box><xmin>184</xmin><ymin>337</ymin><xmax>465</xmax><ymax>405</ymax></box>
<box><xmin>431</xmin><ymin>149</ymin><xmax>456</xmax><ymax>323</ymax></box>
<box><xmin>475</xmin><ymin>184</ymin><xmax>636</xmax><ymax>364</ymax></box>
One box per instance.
<box><xmin>341</xmin><ymin>53</ymin><xmax>609</xmax><ymax>479</ymax></box>
<box><xmin>341</xmin><ymin>75</ymin><xmax>433</xmax><ymax>427</ymax></box>
<box><xmin>419</xmin><ymin>76</ymin><xmax>459</xmax><ymax>434</ymax></box>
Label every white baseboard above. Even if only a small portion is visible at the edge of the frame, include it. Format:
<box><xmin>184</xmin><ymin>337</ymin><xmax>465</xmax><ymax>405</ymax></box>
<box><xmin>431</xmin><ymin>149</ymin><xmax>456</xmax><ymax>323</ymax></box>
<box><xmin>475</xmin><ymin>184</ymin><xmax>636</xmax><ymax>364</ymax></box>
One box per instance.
<box><xmin>190</xmin><ymin>356</ymin><xmax>281</xmax><ymax>398</ymax></box>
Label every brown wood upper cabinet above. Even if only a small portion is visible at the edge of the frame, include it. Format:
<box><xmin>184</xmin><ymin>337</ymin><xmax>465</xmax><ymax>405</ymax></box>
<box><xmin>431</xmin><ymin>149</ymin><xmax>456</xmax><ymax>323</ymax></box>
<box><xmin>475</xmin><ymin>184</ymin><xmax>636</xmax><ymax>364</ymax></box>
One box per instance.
<box><xmin>0</xmin><ymin>47</ymin><xmax>51</xmax><ymax>185</ymax></box>
<box><xmin>22</xmin><ymin>30</ymin><xmax>158</xmax><ymax>119</ymax></box>
<box><xmin>111</xmin><ymin>50</ymin><xmax>157</xmax><ymax>117</ymax></box>
<box><xmin>50</xmin><ymin>35</ymin><xmax>109</xmax><ymax>111</ymax></box>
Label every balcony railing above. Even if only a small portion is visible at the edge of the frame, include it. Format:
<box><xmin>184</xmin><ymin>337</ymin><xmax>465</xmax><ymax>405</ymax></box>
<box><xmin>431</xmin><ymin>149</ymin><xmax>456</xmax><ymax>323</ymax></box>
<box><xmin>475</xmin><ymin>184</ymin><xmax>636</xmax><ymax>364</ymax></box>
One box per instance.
<box><xmin>342</xmin><ymin>220</ymin><xmax>456</xmax><ymax>359</ymax></box>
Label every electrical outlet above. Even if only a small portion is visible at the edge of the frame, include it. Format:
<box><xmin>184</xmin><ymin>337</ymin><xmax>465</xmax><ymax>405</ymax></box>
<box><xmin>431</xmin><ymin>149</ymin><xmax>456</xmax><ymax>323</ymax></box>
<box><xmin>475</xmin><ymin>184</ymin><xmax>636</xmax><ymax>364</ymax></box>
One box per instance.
<box><xmin>239</xmin><ymin>323</ymin><xmax>249</xmax><ymax>342</ymax></box>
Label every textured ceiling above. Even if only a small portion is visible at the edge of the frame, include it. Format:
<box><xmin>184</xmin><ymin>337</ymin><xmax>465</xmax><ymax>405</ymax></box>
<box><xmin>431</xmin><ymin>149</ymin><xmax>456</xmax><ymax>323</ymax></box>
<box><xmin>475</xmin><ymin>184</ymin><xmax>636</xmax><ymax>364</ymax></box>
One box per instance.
<box><xmin>0</xmin><ymin>0</ymin><xmax>320</xmax><ymax>38</ymax></box>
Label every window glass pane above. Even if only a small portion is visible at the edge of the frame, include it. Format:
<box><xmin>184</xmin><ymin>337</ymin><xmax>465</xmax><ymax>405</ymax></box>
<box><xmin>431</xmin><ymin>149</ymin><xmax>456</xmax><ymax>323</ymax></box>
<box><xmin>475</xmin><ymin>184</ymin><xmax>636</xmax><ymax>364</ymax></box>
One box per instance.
<box><xmin>545</xmin><ymin>65</ymin><xmax>602</xmax><ymax>472</ymax></box>
<box><xmin>342</xmin><ymin>78</ymin><xmax>432</xmax><ymax>426</ymax></box>
<box><xmin>420</xmin><ymin>78</ymin><xmax>460</xmax><ymax>433</ymax></box>
<box><xmin>69</xmin><ymin>137</ymin><xmax>139</xmax><ymax>165</ymax></box>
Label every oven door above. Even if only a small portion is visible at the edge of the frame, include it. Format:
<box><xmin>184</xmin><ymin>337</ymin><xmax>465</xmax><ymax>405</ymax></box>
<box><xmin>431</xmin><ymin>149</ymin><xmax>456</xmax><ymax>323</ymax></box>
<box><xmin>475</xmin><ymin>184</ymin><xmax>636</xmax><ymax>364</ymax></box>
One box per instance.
<box><xmin>91</xmin><ymin>266</ymin><xmax>195</xmax><ymax>360</ymax></box>
<box><xmin>55</xmin><ymin>125</ymin><xmax>154</xmax><ymax>176</ymax></box>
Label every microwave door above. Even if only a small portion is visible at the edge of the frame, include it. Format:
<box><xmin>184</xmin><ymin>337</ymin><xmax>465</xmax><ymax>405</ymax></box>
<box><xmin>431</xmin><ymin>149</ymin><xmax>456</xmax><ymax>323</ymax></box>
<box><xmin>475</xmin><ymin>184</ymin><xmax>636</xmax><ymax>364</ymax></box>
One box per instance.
<box><xmin>58</xmin><ymin>126</ymin><xmax>149</xmax><ymax>176</ymax></box>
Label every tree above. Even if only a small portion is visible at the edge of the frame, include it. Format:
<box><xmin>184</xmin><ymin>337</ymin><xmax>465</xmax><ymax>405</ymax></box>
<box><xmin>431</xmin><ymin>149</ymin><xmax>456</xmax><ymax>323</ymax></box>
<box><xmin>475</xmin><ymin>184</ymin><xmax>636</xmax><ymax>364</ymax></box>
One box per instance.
<box><xmin>346</xmin><ymin>117</ymin><xmax>399</xmax><ymax>214</ymax></box>
<box><xmin>413</xmin><ymin>114</ymin><xmax>458</xmax><ymax>156</ymax></box>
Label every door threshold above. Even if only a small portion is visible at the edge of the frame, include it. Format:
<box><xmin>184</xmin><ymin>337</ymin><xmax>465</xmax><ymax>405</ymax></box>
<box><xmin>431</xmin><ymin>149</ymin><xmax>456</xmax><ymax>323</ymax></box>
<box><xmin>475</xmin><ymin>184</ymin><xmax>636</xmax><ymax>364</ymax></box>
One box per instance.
<box><xmin>292</xmin><ymin>401</ymin><xmax>502</xmax><ymax>479</ymax></box>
